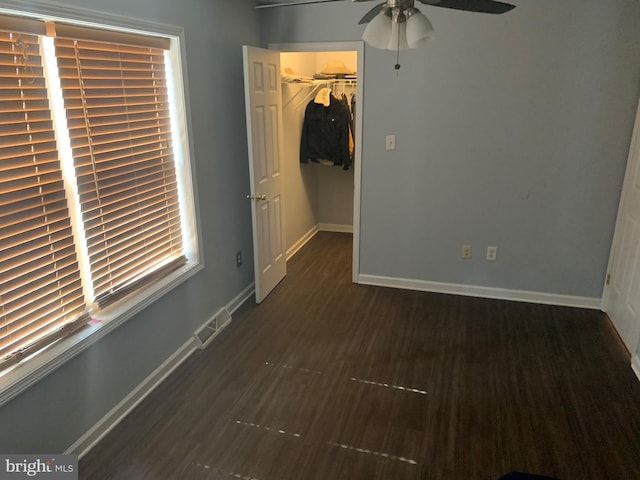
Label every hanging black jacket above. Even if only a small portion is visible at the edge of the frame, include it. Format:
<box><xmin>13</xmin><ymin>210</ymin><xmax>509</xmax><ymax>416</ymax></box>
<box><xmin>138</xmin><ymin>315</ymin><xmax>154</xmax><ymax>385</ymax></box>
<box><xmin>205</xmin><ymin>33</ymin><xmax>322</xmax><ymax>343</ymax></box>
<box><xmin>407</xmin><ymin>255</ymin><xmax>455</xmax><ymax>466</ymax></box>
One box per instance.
<box><xmin>300</xmin><ymin>94</ymin><xmax>352</xmax><ymax>170</ymax></box>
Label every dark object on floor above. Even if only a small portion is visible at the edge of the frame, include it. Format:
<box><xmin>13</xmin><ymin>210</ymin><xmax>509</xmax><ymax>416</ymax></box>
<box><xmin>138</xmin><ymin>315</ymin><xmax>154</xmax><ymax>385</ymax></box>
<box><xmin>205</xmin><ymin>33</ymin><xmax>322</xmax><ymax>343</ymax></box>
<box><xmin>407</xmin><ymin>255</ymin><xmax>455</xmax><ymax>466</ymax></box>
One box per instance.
<box><xmin>499</xmin><ymin>472</ymin><xmax>561</xmax><ymax>480</ymax></box>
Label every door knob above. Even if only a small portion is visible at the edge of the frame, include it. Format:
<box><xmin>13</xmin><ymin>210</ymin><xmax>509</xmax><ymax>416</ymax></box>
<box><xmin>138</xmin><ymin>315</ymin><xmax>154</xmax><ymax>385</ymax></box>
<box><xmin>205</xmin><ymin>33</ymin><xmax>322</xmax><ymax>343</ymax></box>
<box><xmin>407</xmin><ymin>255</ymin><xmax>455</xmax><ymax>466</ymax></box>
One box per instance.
<box><xmin>246</xmin><ymin>193</ymin><xmax>267</xmax><ymax>201</ymax></box>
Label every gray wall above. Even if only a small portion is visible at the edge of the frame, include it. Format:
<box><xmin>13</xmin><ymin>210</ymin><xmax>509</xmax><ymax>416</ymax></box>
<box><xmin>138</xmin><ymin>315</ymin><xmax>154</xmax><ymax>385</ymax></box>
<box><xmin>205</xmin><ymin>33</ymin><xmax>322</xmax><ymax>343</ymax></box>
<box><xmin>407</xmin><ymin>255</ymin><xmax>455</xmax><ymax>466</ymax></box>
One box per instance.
<box><xmin>282</xmin><ymin>81</ymin><xmax>320</xmax><ymax>248</ymax></box>
<box><xmin>260</xmin><ymin>0</ymin><xmax>640</xmax><ymax>298</ymax></box>
<box><xmin>3</xmin><ymin>0</ymin><xmax>640</xmax><ymax>455</ymax></box>
<box><xmin>0</xmin><ymin>0</ymin><xmax>259</xmax><ymax>453</ymax></box>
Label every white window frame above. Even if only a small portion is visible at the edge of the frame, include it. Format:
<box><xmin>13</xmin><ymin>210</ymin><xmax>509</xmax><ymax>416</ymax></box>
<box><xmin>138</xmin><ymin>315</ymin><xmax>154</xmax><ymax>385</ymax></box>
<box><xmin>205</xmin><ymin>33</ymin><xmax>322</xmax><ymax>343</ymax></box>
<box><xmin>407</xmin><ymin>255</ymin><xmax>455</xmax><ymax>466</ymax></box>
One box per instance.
<box><xmin>0</xmin><ymin>0</ymin><xmax>203</xmax><ymax>407</ymax></box>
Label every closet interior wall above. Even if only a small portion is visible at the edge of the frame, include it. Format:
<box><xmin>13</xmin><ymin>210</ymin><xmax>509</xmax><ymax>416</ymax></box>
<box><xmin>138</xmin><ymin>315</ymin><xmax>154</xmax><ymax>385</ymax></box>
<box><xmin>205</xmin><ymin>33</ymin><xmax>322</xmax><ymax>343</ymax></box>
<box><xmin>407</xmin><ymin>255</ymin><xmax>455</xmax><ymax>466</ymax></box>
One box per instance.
<box><xmin>281</xmin><ymin>51</ymin><xmax>356</xmax><ymax>256</ymax></box>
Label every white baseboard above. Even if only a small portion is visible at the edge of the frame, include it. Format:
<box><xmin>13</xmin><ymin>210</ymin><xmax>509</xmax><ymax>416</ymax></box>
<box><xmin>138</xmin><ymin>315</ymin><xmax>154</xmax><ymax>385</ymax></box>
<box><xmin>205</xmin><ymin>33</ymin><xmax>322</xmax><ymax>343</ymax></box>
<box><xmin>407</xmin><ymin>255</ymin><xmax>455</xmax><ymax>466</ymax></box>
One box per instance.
<box><xmin>286</xmin><ymin>226</ymin><xmax>319</xmax><ymax>260</ymax></box>
<box><xmin>66</xmin><ymin>337</ymin><xmax>198</xmax><ymax>458</ymax></box>
<box><xmin>227</xmin><ymin>282</ymin><xmax>256</xmax><ymax>314</ymax></box>
<box><xmin>66</xmin><ymin>283</ymin><xmax>256</xmax><ymax>458</ymax></box>
<box><xmin>358</xmin><ymin>274</ymin><xmax>602</xmax><ymax>310</ymax></box>
<box><xmin>286</xmin><ymin>224</ymin><xmax>353</xmax><ymax>261</ymax></box>
<box><xmin>319</xmin><ymin>223</ymin><xmax>353</xmax><ymax>234</ymax></box>
<box><xmin>632</xmin><ymin>355</ymin><xmax>640</xmax><ymax>382</ymax></box>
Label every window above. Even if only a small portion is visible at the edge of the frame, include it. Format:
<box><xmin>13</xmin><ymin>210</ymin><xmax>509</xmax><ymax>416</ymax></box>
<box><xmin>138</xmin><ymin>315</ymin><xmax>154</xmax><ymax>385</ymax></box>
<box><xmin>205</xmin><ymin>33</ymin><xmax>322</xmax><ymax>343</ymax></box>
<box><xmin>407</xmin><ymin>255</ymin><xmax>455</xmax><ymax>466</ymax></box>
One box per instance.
<box><xmin>0</xmin><ymin>24</ymin><xmax>88</xmax><ymax>367</ymax></box>
<box><xmin>0</xmin><ymin>12</ymin><xmax>199</xmax><ymax>380</ymax></box>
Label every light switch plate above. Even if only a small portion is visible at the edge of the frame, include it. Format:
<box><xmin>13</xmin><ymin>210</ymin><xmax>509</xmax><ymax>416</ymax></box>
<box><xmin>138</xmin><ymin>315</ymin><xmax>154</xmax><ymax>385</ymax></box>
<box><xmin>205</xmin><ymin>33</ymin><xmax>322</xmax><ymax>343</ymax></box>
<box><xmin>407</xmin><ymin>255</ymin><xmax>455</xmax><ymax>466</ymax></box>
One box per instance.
<box><xmin>386</xmin><ymin>135</ymin><xmax>396</xmax><ymax>151</ymax></box>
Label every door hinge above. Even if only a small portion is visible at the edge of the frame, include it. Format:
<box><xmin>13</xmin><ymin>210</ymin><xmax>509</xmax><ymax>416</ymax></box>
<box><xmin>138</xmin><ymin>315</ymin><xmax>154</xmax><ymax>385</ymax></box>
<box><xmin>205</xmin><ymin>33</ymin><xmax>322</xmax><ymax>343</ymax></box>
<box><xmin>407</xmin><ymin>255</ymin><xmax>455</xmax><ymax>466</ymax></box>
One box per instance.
<box><xmin>606</xmin><ymin>273</ymin><xmax>612</xmax><ymax>285</ymax></box>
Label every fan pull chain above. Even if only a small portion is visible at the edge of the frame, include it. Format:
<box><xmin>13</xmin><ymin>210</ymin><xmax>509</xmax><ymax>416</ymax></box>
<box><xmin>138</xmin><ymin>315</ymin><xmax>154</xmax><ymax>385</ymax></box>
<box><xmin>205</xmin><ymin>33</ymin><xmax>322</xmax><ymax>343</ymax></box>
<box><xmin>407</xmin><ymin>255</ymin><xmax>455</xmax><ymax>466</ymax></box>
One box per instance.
<box><xmin>395</xmin><ymin>28</ymin><xmax>401</xmax><ymax>72</ymax></box>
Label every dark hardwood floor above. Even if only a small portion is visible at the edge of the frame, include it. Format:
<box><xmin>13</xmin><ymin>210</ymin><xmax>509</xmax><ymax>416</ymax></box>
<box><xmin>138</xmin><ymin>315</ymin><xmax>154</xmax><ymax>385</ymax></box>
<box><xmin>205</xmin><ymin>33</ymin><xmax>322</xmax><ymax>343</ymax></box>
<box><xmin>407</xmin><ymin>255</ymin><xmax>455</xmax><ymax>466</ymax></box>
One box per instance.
<box><xmin>80</xmin><ymin>232</ymin><xmax>640</xmax><ymax>480</ymax></box>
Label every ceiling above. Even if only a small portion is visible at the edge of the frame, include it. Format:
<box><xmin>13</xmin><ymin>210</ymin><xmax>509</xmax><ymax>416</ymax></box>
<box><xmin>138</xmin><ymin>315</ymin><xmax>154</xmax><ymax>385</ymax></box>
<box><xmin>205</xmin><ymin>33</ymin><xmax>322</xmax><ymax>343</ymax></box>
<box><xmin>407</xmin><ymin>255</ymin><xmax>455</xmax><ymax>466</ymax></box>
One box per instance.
<box><xmin>255</xmin><ymin>0</ymin><xmax>345</xmax><ymax>6</ymax></box>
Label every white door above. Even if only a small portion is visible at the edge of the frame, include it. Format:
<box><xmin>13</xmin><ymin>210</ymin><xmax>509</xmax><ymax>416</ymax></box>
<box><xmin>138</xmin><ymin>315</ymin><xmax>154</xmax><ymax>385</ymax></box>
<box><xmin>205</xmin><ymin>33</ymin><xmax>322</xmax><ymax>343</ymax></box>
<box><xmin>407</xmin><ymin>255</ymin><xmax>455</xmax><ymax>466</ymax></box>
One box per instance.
<box><xmin>604</xmin><ymin>98</ymin><xmax>640</xmax><ymax>354</ymax></box>
<box><xmin>242</xmin><ymin>46</ymin><xmax>286</xmax><ymax>303</ymax></box>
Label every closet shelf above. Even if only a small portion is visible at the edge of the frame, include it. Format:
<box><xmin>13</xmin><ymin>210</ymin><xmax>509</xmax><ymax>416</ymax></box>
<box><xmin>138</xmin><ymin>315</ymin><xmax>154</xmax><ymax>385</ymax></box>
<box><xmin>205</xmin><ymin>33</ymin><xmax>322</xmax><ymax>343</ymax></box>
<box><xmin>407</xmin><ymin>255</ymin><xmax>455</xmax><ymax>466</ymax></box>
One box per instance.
<box><xmin>282</xmin><ymin>78</ymin><xmax>357</xmax><ymax>110</ymax></box>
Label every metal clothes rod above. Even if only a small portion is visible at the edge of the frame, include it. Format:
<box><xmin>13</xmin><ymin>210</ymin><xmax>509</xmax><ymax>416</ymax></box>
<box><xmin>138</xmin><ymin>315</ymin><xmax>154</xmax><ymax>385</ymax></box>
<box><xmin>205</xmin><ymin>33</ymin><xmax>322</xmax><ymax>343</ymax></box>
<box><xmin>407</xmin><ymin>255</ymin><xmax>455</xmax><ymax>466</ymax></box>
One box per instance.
<box><xmin>282</xmin><ymin>80</ymin><xmax>334</xmax><ymax>110</ymax></box>
<box><xmin>282</xmin><ymin>78</ymin><xmax>357</xmax><ymax>110</ymax></box>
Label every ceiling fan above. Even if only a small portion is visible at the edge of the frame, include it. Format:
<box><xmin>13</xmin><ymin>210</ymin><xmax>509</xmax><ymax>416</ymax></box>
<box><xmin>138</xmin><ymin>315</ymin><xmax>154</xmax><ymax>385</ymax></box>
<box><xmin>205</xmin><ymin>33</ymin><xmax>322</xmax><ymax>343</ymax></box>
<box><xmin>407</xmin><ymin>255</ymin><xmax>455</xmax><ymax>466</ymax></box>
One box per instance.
<box><xmin>256</xmin><ymin>0</ymin><xmax>515</xmax><ymax>59</ymax></box>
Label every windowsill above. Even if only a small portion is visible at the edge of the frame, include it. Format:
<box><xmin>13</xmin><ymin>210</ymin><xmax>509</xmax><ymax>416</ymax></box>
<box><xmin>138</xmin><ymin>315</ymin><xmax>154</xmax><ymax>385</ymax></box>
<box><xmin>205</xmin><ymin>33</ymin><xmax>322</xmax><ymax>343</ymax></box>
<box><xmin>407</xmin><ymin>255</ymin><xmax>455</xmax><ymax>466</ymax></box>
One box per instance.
<box><xmin>0</xmin><ymin>260</ymin><xmax>203</xmax><ymax>408</ymax></box>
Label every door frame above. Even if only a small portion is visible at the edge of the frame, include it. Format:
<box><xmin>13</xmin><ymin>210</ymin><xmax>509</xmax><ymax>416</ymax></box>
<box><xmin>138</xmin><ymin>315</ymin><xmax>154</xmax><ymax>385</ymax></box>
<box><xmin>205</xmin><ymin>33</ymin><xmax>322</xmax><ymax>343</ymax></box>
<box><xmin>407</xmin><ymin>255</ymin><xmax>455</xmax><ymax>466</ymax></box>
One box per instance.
<box><xmin>269</xmin><ymin>41</ymin><xmax>364</xmax><ymax>283</ymax></box>
<box><xmin>601</xmin><ymin>96</ymin><xmax>640</xmax><ymax>372</ymax></box>
<box><xmin>602</xmin><ymin>97</ymin><xmax>640</xmax><ymax>312</ymax></box>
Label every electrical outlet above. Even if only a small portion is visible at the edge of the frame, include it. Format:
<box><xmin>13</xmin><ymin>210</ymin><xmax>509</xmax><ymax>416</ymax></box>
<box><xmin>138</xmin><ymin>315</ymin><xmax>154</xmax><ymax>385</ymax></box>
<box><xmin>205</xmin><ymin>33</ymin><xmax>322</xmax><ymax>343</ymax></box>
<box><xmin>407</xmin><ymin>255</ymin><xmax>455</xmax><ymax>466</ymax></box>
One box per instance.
<box><xmin>486</xmin><ymin>246</ymin><xmax>497</xmax><ymax>261</ymax></box>
<box><xmin>462</xmin><ymin>245</ymin><xmax>472</xmax><ymax>259</ymax></box>
<box><xmin>236</xmin><ymin>250</ymin><xmax>242</xmax><ymax>267</ymax></box>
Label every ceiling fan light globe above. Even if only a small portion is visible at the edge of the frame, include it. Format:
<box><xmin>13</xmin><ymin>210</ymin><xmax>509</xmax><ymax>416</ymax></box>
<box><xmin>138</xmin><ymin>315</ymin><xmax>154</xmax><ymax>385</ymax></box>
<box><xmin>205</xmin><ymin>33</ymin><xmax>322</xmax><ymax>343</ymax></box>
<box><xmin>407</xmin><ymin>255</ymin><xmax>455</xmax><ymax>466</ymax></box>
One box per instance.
<box><xmin>387</xmin><ymin>17</ymin><xmax>409</xmax><ymax>51</ymax></box>
<box><xmin>406</xmin><ymin>10</ymin><xmax>434</xmax><ymax>48</ymax></box>
<box><xmin>362</xmin><ymin>12</ymin><xmax>393</xmax><ymax>50</ymax></box>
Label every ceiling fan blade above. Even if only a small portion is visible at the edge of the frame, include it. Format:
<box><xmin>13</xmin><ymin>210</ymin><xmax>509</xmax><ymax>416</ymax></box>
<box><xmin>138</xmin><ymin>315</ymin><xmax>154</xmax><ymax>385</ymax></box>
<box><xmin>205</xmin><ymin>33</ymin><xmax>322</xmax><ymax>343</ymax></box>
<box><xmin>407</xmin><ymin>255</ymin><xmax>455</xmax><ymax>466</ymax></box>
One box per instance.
<box><xmin>358</xmin><ymin>2</ymin><xmax>385</xmax><ymax>24</ymax></box>
<box><xmin>418</xmin><ymin>0</ymin><xmax>515</xmax><ymax>14</ymax></box>
<box><xmin>255</xmin><ymin>0</ymin><xmax>350</xmax><ymax>9</ymax></box>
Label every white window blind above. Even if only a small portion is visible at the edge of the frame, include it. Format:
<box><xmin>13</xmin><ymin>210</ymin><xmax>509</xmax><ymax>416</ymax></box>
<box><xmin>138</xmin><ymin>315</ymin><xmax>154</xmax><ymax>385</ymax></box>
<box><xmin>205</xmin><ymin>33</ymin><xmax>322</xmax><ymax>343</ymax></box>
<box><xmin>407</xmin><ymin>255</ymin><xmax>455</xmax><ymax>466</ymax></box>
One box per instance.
<box><xmin>0</xmin><ymin>15</ymin><xmax>188</xmax><ymax>371</ymax></box>
<box><xmin>53</xmin><ymin>32</ymin><xmax>185</xmax><ymax>309</ymax></box>
<box><xmin>0</xmin><ymin>24</ymin><xmax>87</xmax><ymax>369</ymax></box>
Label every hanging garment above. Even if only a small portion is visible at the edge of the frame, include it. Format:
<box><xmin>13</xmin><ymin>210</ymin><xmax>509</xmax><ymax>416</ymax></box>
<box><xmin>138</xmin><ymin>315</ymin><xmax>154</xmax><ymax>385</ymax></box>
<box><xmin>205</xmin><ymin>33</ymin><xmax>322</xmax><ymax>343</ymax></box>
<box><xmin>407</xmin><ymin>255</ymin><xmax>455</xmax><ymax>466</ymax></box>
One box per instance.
<box><xmin>341</xmin><ymin>93</ymin><xmax>354</xmax><ymax>160</ymax></box>
<box><xmin>300</xmin><ymin>92</ymin><xmax>352</xmax><ymax>170</ymax></box>
<box><xmin>315</xmin><ymin>87</ymin><xmax>332</xmax><ymax>107</ymax></box>
<box><xmin>350</xmin><ymin>93</ymin><xmax>356</xmax><ymax>143</ymax></box>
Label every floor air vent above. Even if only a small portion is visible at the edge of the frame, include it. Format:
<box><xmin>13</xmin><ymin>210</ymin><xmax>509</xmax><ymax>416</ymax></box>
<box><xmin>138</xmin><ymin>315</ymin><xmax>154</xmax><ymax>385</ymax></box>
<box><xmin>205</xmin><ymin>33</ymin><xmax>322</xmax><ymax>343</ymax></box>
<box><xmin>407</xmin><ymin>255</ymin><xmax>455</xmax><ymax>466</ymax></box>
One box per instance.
<box><xmin>194</xmin><ymin>308</ymin><xmax>231</xmax><ymax>349</ymax></box>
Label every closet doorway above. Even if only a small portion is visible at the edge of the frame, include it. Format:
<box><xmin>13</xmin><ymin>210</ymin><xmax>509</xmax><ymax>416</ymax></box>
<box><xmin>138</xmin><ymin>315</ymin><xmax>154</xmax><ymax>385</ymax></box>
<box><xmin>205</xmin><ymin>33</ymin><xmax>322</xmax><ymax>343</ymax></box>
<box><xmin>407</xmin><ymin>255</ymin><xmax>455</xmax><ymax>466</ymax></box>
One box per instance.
<box><xmin>244</xmin><ymin>42</ymin><xmax>363</xmax><ymax>303</ymax></box>
<box><xmin>275</xmin><ymin>42</ymin><xmax>363</xmax><ymax>276</ymax></box>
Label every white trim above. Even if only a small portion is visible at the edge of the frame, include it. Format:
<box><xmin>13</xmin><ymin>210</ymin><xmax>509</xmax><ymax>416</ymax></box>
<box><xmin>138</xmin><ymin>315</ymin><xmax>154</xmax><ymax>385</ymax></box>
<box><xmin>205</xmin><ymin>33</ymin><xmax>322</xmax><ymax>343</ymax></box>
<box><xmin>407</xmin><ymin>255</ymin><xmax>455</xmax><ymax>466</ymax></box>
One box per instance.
<box><xmin>632</xmin><ymin>355</ymin><xmax>640</xmax><ymax>383</ymax></box>
<box><xmin>285</xmin><ymin>224</ymin><xmax>353</xmax><ymax>262</ymax></box>
<box><xmin>287</xmin><ymin>226</ymin><xmax>319</xmax><ymax>260</ymax></box>
<box><xmin>227</xmin><ymin>283</ymin><xmax>256</xmax><ymax>315</ymax></box>
<box><xmin>0</xmin><ymin>263</ymin><xmax>202</xmax><ymax>408</ymax></box>
<box><xmin>319</xmin><ymin>223</ymin><xmax>353</xmax><ymax>234</ymax></box>
<box><xmin>602</xmin><ymin>96</ymin><xmax>640</xmax><ymax>311</ymax></box>
<box><xmin>269</xmin><ymin>41</ymin><xmax>364</xmax><ymax>284</ymax></box>
<box><xmin>0</xmin><ymin>0</ymin><xmax>180</xmax><ymax>37</ymax></box>
<box><xmin>269</xmin><ymin>41</ymin><xmax>364</xmax><ymax>54</ymax></box>
<box><xmin>358</xmin><ymin>274</ymin><xmax>602</xmax><ymax>309</ymax></box>
<box><xmin>65</xmin><ymin>337</ymin><xmax>198</xmax><ymax>458</ymax></box>
<box><xmin>0</xmin><ymin>2</ymin><xmax>203</xmax><ymax>408</ymax></box>
<box><xmin>65</xmin><ymin>282</ymin><xmax>256</xmax><ymax>458</ymax></box>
